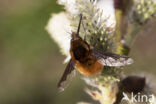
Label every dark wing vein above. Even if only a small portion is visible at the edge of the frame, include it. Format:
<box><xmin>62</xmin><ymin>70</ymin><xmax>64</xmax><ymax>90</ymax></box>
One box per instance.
<box><xmin>92</xmin><ymin>50</ymin><xmax>133</xmax><ymax>67</ymax></box>
<box><xmin>57</xmin><ymin>59</ymin><xmax>76</xmax><ymax>92</ymax></box>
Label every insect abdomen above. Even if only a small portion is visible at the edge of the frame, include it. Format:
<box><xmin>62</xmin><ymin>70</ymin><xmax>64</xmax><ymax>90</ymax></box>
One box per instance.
<box><xmin>75</xmin><ymin>60</ymin><xmax>103</xmax><ymax>76</ymax></box>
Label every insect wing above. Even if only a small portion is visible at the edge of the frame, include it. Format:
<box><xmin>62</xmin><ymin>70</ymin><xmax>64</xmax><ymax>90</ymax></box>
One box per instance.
<box><xmin>92</xmin><ymin>50</ymin><xmax>133</xmax><ymax>67</ymax></box>
<box><xmin>57</xmin><ymin>60</ymin><xmax>76</xmax><ymax>92</ymax></box>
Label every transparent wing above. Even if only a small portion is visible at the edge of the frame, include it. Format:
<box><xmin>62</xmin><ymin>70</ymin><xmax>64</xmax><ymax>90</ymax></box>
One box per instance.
<box><xmin>57</xmin><ymin>59</ymin><xmax>76</xmax><ymax>92</ymax></box>
<box><xmin>92</xmin><ymin>50</ymin><xmax>133</xmax><ymax>67</ymax></box>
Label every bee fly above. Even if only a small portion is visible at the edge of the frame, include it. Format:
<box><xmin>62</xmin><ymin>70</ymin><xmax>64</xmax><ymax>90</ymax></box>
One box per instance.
<box><xmin>57</xmin><ymin>14</ymin><xmax>133</xmax><ymax>91</ymax></box>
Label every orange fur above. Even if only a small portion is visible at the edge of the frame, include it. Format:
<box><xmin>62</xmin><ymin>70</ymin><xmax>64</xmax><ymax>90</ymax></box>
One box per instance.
<box><xmin>75</xmin><ymin>60</ymin><xmax>103</xmax><ymax>76</ymax></box>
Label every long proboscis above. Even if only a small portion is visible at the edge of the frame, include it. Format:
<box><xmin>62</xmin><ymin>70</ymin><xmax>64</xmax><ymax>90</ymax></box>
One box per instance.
<box><xmin>76</xmin><ymin>14</ymin><xmax>82</xmax><ymax>36</ymax></box>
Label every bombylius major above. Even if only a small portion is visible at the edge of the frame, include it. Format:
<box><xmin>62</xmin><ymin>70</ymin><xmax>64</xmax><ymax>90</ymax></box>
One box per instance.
<box><xmin>57</xmin><ymin>14</ymin><xmax>133</xmax><ymax>91</ymax></box>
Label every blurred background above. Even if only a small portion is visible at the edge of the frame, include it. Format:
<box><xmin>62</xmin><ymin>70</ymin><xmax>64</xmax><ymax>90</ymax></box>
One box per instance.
<box><xmin>0</xmin><ymin>0</ymin><xmax>156</xmax><ymax>104</ymax></box>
